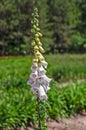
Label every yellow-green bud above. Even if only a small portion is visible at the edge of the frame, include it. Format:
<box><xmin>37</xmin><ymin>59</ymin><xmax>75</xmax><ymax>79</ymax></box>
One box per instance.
<box><xmin>31</xmin><ymin>29</ymin><xmax>35</xmax><ymax>33</ymax></box>
<box><xmin>38</xmin><ymin>32</ymin><xmax>42</xmax><ymax>37</ymax></box>
<box><xmin>35</xmin><ymin>34</ymin><xmax>39</xmax><ymax>38</ymax></box>
<box><xmin>31</xmin><ymin>41</ymin><xmax>36</xmax><ymax>47</ymax></box>
<box><xmin>35</xmin><ymin>38</ymin><xmax>40</xmax><ymax>43</ymax></box>
<box><xmin>33</xmin><ymin>25</ymin><xmax>37</xmax><ymax>29</ymax></box>
<box><xmin>37</xmin><ymin>28</ymin><xmax>40</xmax><ymax>31</ymax></box>
<box><xmin>38</xmin><ymin>55</ymin><xmax>45</xmax><ymax>61</ymax></box>
<box><xmin>39</xmin><ymin>46</ymin><xmax>45</xmax><ymax>53</ymax></box>
<box><xmin>35</xmin><ymin>51</ymin><xmax>41</xmax><ymax>57</ymax></box>
<box><xmin>34</xmin><ymin>46</ymin><xmax>39</xmax><ymax>50</ymax></box>
<box><xmin>33</xmin><ymin>58</ymin><xmax>38</xmax><ymax>63</ymax></box>
<box><xmin>36</xmin><ymin>23</ymin><xmax>39</xmax><ymax>26</ymax></box>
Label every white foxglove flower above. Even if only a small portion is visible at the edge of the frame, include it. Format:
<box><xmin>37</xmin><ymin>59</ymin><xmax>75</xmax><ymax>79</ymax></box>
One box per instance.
<box><xmin>37</xmin><ymin>76</ymin><xmax>44</xmax><ymax>84</ymax></box>
<box><xmin>38</xmin><ymin>85</ymin><xmax>48</xmax><ymax>100</ymax></box>
<box><xmin>38</xmin><ymin>65</ymin><xmax>46</xmax><ymax>76</ymax></box>
<box><xmin>40</xmin><ymin>60</ymin><xmax>48</xmax><ymax>68</ymax></box>
<box><xmin>31</xmin><ymin>84</ymin><xmax>48</xmax><ymax>100</ymax></box>
<box><xmin>31</xmin><ymin>87</ymin><xmax>39</xmax><ymax>95</ymax></box>
<box><xmin>37</xmin><ymin>75</ymin><xmax>51</xmax><ymax>85</ymax></box>
<box><xmin>31</xmin><ymin>63</ymin><xmax>38</xmax><ymax>72</ymax></box>
<box><xmin>27</xmin><ymin>78</ymin><xmax>36</xmax><ymax>86</ymax></box>
<box><xmin>42</xmin><ymin>84</ymin><xmax>50</xmax><ymax>92</ymax></box>
<box><xmin>43</xmin><ymin>75</ymin><xmax>52</xmax><ymax>83</ymax></box>
<box><xmin>30</xmin><ymin>71</ymin><xmax>38</xmax><ymax>79</ymax></box>
<box><xmin>31</xmin><ymin>83</ymin><xmax>40</xmax><ymax>94</ymax></box>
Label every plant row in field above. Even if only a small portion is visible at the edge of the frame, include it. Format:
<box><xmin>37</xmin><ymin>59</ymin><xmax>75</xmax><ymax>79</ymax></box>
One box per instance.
<box><xmin>0</xmin><ymin>54</ymin><xmax>86</xmax><ymax>86</ymax></box>
<box><xmin>0</xmin><ymin>54</ymin><xmax>86</xmax><ymax>129</ymax></box>
<box><xmin>0</xmin><ymin>81</ymin><xmax>86</xmax><ymax>129</ymax></box>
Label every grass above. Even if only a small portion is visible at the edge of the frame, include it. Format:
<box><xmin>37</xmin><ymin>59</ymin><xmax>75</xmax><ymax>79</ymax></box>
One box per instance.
<box><xmin>0</xmin><ymin>54</ymin><xmax>86</xmax><ymax>129</ymax></box>
<box><xmin>46</xmin><ymin>54</ymin><xmax>86</xmax><ymax>82</ymax></box>
<box><xmin>0</xmin><ymin>54</ymin><xmax>86</xmax><ymax>86</ymax></box>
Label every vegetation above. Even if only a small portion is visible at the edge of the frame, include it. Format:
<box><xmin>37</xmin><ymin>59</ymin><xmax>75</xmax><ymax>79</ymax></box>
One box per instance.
<box><xmin>47</xmin><ymin>54</ymin><xmax>86</xmax><ymax>82</ymax></box>
<box><xmin>0</xmin><ymin>0</ymin><xmax>86</xmax><ymax>55</ymax></box>
<box><xmin>0</xmin><ymin>1</ymin><xmax>86</xmax><ymax>129</ymax></box>
<box><xmin>0</xmin><ymin>54</ymin><xmax>86</xmax><ymax>129</ymax></box>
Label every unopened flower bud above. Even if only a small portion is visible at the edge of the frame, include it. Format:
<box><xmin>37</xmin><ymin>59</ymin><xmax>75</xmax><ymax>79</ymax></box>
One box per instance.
<box><xmin>34</xmin><ymin>46</ymin><xmax>39</xmax><ymax>51</ymax></box>
<box><xmin>31</xmin><ymin>29</ymin><xmax>35</xmax><ymax>33</ymax></box>
<box><xmin>37</xmin><ymin>41</ymin><xmax>42</xmax><ymax>46</ymax></box>
<box><xmin>38</xmin><ymin>55</ymin><xmax>45</xmax><ymax>61</ymax></box>
<box><xmin>35</xmin><ymin>51</ymin><xmax>41</xmax><ymax>57</ymax></box>
<box><xmin>35</xmin><ymin>34</ymin><xmax>39</xmax><ymax>38</ymax></box>
<box><xmin>33</xmin><ymin>25</ymin><xmax>36</xmax><ymax>29</ymax></box>
<box><xmin>33</xmin><ymin>58</ymin><xmax>38</xmax><ymax>63</ymax></box>
<box><xmin>35</xmin><ymin>38</ymin><xmax>40</xmax><ymax>43</ymax></box>
<box><xmin>37</xmin><ymin>28</ymin><xmax>40</xmax><ymax>31</ymax></box>
<box><xmin>31</xmin><ymin>41</ymin><xmax>36</xmax><ymax>47</ymax></box>
<box><xmin>38</xmin><ymin>32</ymin><xmax>42</xmax><ymax>37</ymax></box>
<box><xmin>39</xmin><ymin>46</ymin><xmax>45</xmax><ymax>53</ymax></box>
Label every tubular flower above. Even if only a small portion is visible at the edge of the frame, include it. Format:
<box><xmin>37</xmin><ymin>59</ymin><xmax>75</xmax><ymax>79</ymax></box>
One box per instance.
<box><xmin>27</xmin><ymin>8</ymin><xmax>51</xmax><ymax>100</ymax></box>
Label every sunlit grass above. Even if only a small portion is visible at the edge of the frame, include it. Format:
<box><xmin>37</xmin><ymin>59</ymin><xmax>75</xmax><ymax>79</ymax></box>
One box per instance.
<box><xmin>0</xmin><ymin>54</ymin><xmax>86</xmax><ymax>128</ymax></box>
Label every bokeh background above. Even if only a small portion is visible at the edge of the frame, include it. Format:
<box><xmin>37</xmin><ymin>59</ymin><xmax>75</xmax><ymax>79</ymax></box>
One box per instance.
<box><xmin>0</xmin><ymin>0</ymin><xmax>86</xmax><ymax>55</ymax></box>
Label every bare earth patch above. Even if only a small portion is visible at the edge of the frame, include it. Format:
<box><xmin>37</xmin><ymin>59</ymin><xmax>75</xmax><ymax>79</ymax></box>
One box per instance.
<box><xmin>27</xmin><ymin>114</ymin><xmax>86</xmax><ymax>130</ymax></box>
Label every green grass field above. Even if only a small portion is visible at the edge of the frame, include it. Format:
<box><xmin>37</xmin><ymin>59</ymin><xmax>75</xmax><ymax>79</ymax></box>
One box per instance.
<box><xmin>0</xmin><ymin>54</ymin><xmax>86</xmax><ymax>128</ymax></box>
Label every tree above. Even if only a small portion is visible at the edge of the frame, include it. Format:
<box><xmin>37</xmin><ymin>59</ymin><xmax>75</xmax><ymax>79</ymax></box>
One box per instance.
<box><xmin>78</xmin><ymin>0</ymin><xmax>86</xmax><ymax>34</ymax></box>
<box><xmin>48</xmin><ymin>0</ymin><xmax>80</xmax><ymax>53</ymax></box>
<box><xmin>0</xmin><ymin>0</ymin><xmax>34</xmax><ymax>55</ymax></box>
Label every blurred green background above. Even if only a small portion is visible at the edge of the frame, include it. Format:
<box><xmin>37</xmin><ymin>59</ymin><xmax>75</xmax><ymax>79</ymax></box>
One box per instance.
<box><xmin>0</xmin><ymin>0</ymin><xmax>86</xmax><ymax>55</ymax></box>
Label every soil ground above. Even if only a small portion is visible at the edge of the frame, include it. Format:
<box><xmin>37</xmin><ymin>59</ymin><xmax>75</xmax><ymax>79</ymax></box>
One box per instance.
<box><xmin>27</xmin><ymin>114</ymin><xmax>86</xmax><ymax>130</ymax></box>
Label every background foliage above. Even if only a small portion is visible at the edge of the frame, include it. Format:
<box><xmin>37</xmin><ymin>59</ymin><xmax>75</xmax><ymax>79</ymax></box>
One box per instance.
<box><xmin>0</xmin><ymin>0</ymin><xmax>86</xmax><ymax>55</ymax></box>
<box><xmin>0</xmin><ymin>55</ymin><xmax>86</xmax><ymax>129</ymax></box>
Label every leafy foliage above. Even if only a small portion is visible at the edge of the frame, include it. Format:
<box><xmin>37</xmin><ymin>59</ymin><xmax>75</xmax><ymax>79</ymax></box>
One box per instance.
<box><xmin>0</xmin><ymin>0</ymin><xmax>86</xmax><ymax>55</ymax></box>
<box><xmin>0</xmin><ymin>55</ymin><xmax>86</xmax><ymax>129</ymax></box>
<box><xmin>0</xmin><ymin>0</ymin><xmax>34</xmax><ymax>55</ymax></box>
<box><xmin>48</xmin><ymin>0</ymin><xmax>81</xmax><ymax>52</ymax></box>
<box><xmin>47</xmin><ymin>54</ymin><xmax>86</xmax><ymax>82</ymax></box>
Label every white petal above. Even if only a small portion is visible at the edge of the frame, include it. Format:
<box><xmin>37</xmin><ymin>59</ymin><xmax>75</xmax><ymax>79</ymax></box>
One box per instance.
<box><xmin>31</xmin><ymin>85</ymin><xmax>48</xmax><ymax>100</ymax></box>
<box><xmin>37</xmin><ymin>75</ymin><xmax>51</xmax><ymax>84</ymax></box>
<box><xmin>27</xmin><ymin>79</ymin><xmax>36</xmax><ymax>86</ymax></box>
<box><xmin>40</xmin><ymin>60</ymin><xmax>48</xmax><ymax>68</ymax></box>
<box><xmin>42</xmin><ymin>84</ymin><xmax>50</xmax><ymax>92</ymax></box>
<box><xmin>31</xmin><ymin>83</ymin><xmax>39</xmax><ymax>88</ymax></box>
<box><xmin>31</xmin><ymin>87</ymin><xmax>39</xmax><ymax>94</ymax></box>
<box><xmin>38</xmin><ymin>65</ymin><xmax>46</xmax><ymax>76</ymax></box>
<box><xmin>43</xmin><ymin>75</ymin><xmax>52</xmax><ymax>83</ymax></box>
<box><xmin>38</xmin><ymin>85</ymin><xmax>48</xmax><ymax>100</ymax></box>
<box><xmin>31</xmin><ymin>63</ymin><xmax>38</xmax><ymax>72</ymax></box>
<box><xmin>37</xmin><ymin>76</ymin><xmax>44</xmax><ymax>84</ymax></box>
<box><xmin>30</xmin><ymin>71</ymin><xmax>38</xmax><ymax>79</ymax></box>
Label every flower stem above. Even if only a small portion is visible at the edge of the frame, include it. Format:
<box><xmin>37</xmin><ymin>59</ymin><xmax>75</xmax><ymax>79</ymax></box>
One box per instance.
<box><xmin>36</xmin><ymin>97</ymin><xmax>42</xmax><ymax>130</ymax></box>
<box><xmin>35</xmin><ymin>96</ymin><xmax>48</xmax><ymax>130</ymax></box>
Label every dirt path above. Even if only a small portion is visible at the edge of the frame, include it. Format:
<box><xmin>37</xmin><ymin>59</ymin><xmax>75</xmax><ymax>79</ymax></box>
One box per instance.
<box><xmin>58</xmin><ymin>79</ymin><xmax>86</xmax><ymax>88</ymax></box>
<box><xmin>27</xmin><ymin>114</ymin><xmax>86</xmax><ymax>130</ymax></box>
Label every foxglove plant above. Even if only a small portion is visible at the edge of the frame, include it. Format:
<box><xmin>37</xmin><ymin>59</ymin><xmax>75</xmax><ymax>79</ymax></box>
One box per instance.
<box><xmin>27</xmin><ymin>8</ymin><xmax>51</xmax><ymax>130</ymax></box>
<box><xmin>27</xmin><ymin>8</ymin><xmax>51</xmax><ymax>101</ymax></box>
